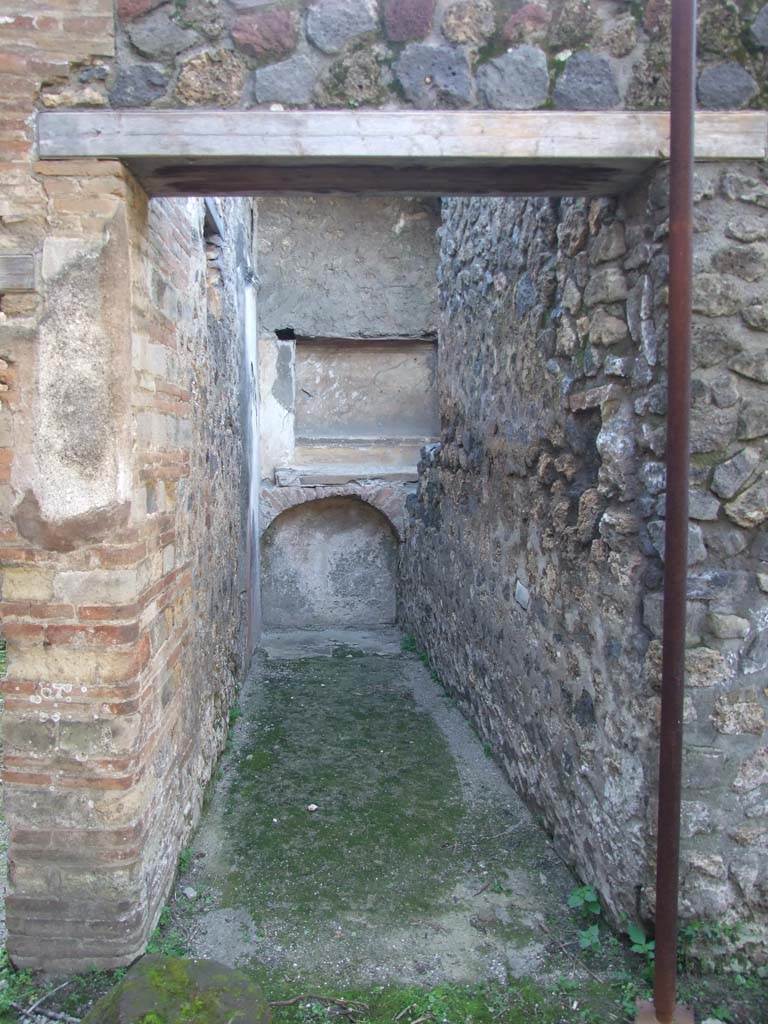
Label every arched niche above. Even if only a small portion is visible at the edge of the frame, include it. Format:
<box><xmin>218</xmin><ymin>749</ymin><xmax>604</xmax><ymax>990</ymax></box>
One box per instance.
<box><xmin>260</xmin><ymin>496</ymin><xmax>399</xmax><ymax>628</ymax></box>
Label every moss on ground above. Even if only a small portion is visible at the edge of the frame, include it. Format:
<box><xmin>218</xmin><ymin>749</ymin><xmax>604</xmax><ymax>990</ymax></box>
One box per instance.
<box><xmin>221</xmin><ymin>654</ymin><xmax>467</xmax><ymax>925</ymax></box>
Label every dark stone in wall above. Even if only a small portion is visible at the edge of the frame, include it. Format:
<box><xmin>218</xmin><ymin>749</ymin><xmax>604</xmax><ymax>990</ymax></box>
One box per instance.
<box><xmin>306</xmin><ymin>0</ymin><xmax>378</xmax><ymax>55</ymax></box>
<box><xmin>752</xmin><ymin>4</ymin><xmax>768</xmax><ymax>48</ymax></box>
<box><xmin>252</xmin><ymin>54</ymin><xmax>319</xmax><ymax>105</ymax></box>
<box><xmin>553</xmin><ymin>52</ymin><xmax>620</xmax><ymax>111</ymax></box>
<box><xmin>395</xmin><ymin>43</ymin><xmax>474</xmax><ymax>107</ymax></box>
<box><xmin>383</xmin><ymin>0</ymin><xmax>436</xmax><ymax>42</ymax></box>
<box><xmin>109</xmin><ymin>65</ymin><xmax>169</xmax><ymax>107</ymax></box>
<box><xmin>476</xmin><ymin>46</ymin><xmax>549</xmax><ymax>110</ymax></box>
<box><xmin>697</xmin><ymin>62</ymin><xmax>759</xmax><ymax>110</ymax></box>
<box><xmin>125</xmin><ymin>7</ymin><xmax>201</xmax><ymax>60</ymax></box>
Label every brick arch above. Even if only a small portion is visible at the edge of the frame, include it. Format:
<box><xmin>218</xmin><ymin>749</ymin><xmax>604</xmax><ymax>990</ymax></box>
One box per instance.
<box><xmin>258</xmin><ymin>483</ymin><xmax>407</xmax><ymax>541</ymax></box>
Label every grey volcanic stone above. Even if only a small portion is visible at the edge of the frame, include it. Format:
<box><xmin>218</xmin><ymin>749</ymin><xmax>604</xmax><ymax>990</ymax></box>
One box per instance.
<box><xmin>730</xmin><ymin>350</ymin><xmax>768</xmax><ymax>384</ymax></box>
<box><xmin>751</xmin><ymin>5</ymin><xmax>768</xmax><ymax>47</ymax></box>
<box><xmin>742</xmin><ymin>303</ymin><xmax>768</xmax><ymax>331</ymax></box>
<box><xmin>725</xmin><ymin>471</ymin><xmax>768</xmax><ymax>528</ymax></box>
<box><xmin>126</xmin><ymin>7</ymin><xmax>200</xmax><ymax>59</ymax></box>
<box><xmin>395</xmin><ymin>43</ymin><xmax>473</xmax><ymax>107</ymax></box>
<box><xmin>306</xmin><ymin>0</ymin><xmax>378</xmax><ymax>55</ymax></box>
<box><xmin>697</xmin><ymin>63</ymin><xmax>758</xmax><ymax>110</ymax></box>
<box><xmin>383</xmin><ymin>0</ymin><xmax>436</xmax><ymax>42</ymax></box>
<box><xmin>553</xmin><ymin>52</ymin><xmax>619</xmax><ymax>110</ymax></box>
<box><xmin>647</xmin><ymin>519</ymin><xmax>707</xmax><ymax>565</ymax></box>
<box><xmin>738</xmin><ymin>399</ymin><xmax>768</xmax><ymax>440</ymax></box>
<box><xmin>476</xmin><ymin>46</ymin><xmax>549</xmax><ymax>109</ymax></box>
<box><xmin>655</xmin><ymin>489</ymin><xmax>720</xmax><ymax>521</ymax></box>
<box><xmin>692</xmin><ymin>274</ymin><xmax>741</xmax><ymax>317</ymax></box>
<box><xmin>109</xmin><ymin>65</ymin><xmax>169</xmax><ymax>107</ymax></box>
<box><xmin>711</xmin><ymin>448</ymin><xmax>760</xmax><ymax>500</ymax></box>
<box><xmin>252</xmin><ymin>54</ymin><xmax>318</xmax><ymax>105</ymax></box>
<box><xmin>725</xmin><ymin>217</ymin><xmax>768</xmax><ymax>244</ymax></box>
<box><xmin>584</xmin><ymin>267</ymin><xmax>627</xmax><ymax>306</ymax></box>
<box><xmin>690</xmin><ymin>404</ymin><xmax>739</xmax><ymax>454</ymax></box>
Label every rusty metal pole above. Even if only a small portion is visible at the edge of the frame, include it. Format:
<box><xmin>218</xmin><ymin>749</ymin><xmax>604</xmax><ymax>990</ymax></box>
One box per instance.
<box><xmin>637</xmin><ymin>2</ymin><xmax>697</xmax><ymax>1023</ymax></box>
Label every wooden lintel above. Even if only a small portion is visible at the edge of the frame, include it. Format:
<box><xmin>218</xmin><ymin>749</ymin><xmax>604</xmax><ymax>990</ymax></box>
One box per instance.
<box><xmin>36</xmin><ymin>110</ymin><xmax>768</xmax><ymax>198</ymax></box>
<box><xmin>0</xmin><ymin>253</ymin><xmax>36</xmax><ymax>292</ymax></box>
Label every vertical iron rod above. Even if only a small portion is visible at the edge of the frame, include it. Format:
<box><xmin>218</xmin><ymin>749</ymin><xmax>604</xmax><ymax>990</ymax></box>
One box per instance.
<box><xmin>654</xmin><ymin>0</ymin><xmax>696</xmax><ymax>1021</ymax></box>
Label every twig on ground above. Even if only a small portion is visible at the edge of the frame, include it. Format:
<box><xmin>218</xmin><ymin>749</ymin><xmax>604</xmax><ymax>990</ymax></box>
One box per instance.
<box><xmin>12</xmin><ymin>1001</ymin><xmax>80</xmax><ymax>1024</ymax></box>
<box><xmin>268</xmin><ymin>994</ymin><xmax>368</xmax><ymax>1019</ymax></box>
<box><xmin>472</xmin><ymin>878</ymin><xmax>493</xmax><ymax>897</ymax></box>
<box><xmin>538</xmin><ymin>921</ymin><xmax>606</xmax><ymax>985</ymax></box>
<box><xmin>20</xmin><ymin>981</ymin><xmax>72</xmax><ymax>1020</ymax></box>
<box><xmin>393</xmin><ymin>1002</ymin><xmax>416</xmax><ymax>1021</ymax></box>
<box><xmin>536</xmin><ymin>922</ymin><xmax>622</xmax><ymax>1023</ymax></box>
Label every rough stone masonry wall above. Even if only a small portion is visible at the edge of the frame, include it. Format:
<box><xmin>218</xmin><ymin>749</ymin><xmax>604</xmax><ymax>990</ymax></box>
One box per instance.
<box><xmin>41</xmin><ymin>0</ymin><xmax>768</xmax><ymax>113</ymax></box>
<box><xmin>400</xmin><ymin>166</ymin><xmax>768</xmax><ymax>949</ymax></box>
<box><xmin>0</xmin><ymin>3</ymin><xmax>256</xmax><ymax>969</ymax></box>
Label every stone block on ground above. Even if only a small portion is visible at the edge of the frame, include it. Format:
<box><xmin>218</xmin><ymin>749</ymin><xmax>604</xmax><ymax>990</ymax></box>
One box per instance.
<box><xmin>83</xmin><ymin>956</ymin><xmax>271</xmax><ymax>1024</ymax></box>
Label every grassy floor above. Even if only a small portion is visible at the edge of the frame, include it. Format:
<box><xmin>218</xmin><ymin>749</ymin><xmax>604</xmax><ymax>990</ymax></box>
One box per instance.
<box><xmin>0</xmin><ymin>641</ymin><xmax>766</xmax><ymax>1023</ymax></box>
<box><xmin>222</xmin><ymin>651</ymin><xmax>466</xmax><ymax>926</ymax></box>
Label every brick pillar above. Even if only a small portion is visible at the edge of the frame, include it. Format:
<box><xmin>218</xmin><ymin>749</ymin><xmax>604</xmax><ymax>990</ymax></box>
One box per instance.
<box><xmin>1</xmin><ymin>167</ymin><xmax>158</xmax><ymax>969</ymax></box>
<box><xmin>0</xmin><ymin>2</ymin><xmax>165</xmax><ymax>970</ymax></box>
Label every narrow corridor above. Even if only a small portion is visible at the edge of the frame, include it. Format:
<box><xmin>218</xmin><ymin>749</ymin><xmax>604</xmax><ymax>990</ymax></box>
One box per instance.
<box><xmin>168</xmin><ymin>629</ymin><xmax>578</xmax><ymax>990</ymax></box>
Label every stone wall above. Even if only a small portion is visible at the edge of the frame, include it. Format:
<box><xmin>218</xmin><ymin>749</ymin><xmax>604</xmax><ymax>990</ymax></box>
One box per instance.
<box><xmin>400</xmin><ymin>166</ymin><xmax>768</xmax><ymax>947</ymax></box>
<box><xmin>44</xmin><ymin>0</ymin><xmax>768</xmax><ymax>113</ymax></box>
<box><xmin>0</xmin><ymin>4</ymin><xmax>257</xmax><ymax>967</ymax></box>
<box><xmin>256</xmin><ymin>195</ymin><xmax>440</xmax><ymax>627</ymax></box>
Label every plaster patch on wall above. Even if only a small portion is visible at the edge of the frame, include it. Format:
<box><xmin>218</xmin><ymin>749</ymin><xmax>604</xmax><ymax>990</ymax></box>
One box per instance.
<box><xmin>259</xmin><ymin>334</ymin><xmax>295</xmax><ymax>479</ymax></box>
<box><xmin>33</xmin><ymin>215</ymin><xmax>131</xmax><ymax>524</ymax></box>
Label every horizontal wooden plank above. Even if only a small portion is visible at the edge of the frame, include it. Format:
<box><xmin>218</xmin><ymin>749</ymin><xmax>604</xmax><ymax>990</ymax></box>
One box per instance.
<box><xmin>126</xmin><ymin>158</ymin><xmax>651</xmax><ymax>198</ymax></box>
<box><xmin>0</xmin><ymin>254</ymin><xmax>36</xmax><ymax>292</ymax></box>
<box><xmin>37</xmin><ymin>110</ymin><xmax>768</xmax><ymax>163</ymax></box>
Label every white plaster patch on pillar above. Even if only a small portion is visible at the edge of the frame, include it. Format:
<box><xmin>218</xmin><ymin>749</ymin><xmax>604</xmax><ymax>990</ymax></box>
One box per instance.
<box><xmin>32</xmin><ymin>220</ymin><xmax>132</xmax><ymax>522</ymax></box>
<box><xmin>258</xmin><ymin>334</ymin><xmax>295</xmax><ymax>480</ymax></box>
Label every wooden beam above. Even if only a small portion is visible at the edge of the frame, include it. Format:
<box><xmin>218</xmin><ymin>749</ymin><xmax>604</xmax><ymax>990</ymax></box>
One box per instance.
<box><xmin>127</xmin><ymin>158</ymin><xmax>650</xmax><ymax>198</ymax></box>
<box><xmin>36</xmin><ymin>110</ymin><xmax>768</xmax><ymax>198</ymax></box>
<box><xmin>37</xmin><ymin>110</ymin><xmax>768</xmax><ymax>161</ymax></box>
<box><xmin>0</xmin><ymin>254</ymin><xmax>36</xmax><ymax>292</ymax></box>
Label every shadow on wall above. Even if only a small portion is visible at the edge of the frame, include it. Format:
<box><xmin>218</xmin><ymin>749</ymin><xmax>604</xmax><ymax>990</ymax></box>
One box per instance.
<box><xmin>260</xmin><ymin>496</ymin><xmax>398</xmax><ymax>628</ymax></box>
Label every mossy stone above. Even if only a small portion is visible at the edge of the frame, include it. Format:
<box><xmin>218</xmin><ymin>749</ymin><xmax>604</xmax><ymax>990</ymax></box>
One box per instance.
<box><xmin>83</xmin><ymin>955</ymin><xmax>270</xmax><ymax>1024</ymax></box>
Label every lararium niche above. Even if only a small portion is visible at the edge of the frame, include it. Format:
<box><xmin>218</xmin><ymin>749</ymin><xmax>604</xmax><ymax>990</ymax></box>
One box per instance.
<box><xmin>260</xmin><ymin>497</ymin><xmax>398</xmax><ymax>628</ymax></box>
